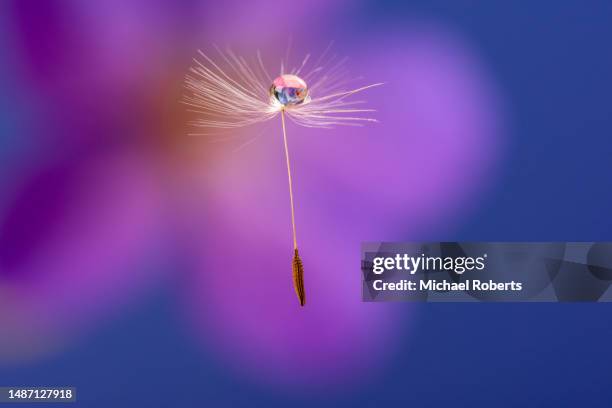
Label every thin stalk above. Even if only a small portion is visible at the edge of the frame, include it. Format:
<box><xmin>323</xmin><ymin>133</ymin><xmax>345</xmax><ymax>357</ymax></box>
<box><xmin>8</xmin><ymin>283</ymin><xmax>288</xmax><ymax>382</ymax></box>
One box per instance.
<box><xmin>281</xmin><ymin>110</ymin><xmax>298</xmax><ymax>250</ymax></box>
<box><xmin>281</xmin><ymin>110</ymin><xmax>305</xmax><ymax>306</ymax></box>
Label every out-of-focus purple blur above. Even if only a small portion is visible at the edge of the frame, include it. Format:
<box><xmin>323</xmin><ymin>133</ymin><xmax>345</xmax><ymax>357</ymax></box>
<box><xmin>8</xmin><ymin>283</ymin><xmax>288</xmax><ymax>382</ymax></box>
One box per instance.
<box><xmin>0</xmin><ymin>0</ymin><xmax>504</xmax><ymax>388</ymax></box>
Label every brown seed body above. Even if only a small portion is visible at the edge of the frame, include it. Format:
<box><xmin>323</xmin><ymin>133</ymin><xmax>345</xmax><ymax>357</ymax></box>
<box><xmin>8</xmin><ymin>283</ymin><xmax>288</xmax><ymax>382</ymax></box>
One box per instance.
<box><xmin>292</xmin><ymin>249</ymin><xmax>306</xmax><ymax>306</ymax></box>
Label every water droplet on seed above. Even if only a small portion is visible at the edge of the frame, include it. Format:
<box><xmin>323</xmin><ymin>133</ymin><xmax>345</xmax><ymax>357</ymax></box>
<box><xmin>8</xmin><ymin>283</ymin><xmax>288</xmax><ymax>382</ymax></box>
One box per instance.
<box><xmin>270</xmin><ymin>74</ymin><xmax>309</xmax><ymax>106</ymax></box>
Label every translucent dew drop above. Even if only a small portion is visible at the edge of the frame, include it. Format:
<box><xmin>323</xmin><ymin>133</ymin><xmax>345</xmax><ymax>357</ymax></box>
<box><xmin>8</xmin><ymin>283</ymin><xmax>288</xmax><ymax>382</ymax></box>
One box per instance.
<box><xmin>270</xmin><ymin>74</ymin><xmax>309</xmax><ymax>106</ymax></box>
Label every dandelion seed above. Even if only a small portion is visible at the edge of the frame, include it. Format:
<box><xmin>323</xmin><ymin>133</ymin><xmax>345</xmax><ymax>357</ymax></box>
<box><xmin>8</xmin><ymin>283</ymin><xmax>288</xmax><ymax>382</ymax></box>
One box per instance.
<box><xmin>184</xmin><ymin>47</ymin><xmax>381</xmax><ymax>306</ymax></box>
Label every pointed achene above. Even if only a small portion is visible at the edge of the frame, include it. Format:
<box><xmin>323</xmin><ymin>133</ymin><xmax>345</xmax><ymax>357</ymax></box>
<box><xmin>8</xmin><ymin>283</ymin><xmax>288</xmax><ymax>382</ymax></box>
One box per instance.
<box><xmin>292</xmin><ymin>249</ymin><xmax>306</xmax><ymax>306</ymax></box>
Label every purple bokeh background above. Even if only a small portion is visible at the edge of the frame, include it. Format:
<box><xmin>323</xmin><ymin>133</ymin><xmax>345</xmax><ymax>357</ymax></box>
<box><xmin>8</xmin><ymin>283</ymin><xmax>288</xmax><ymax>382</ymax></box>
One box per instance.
<box><xmin>0</xmin><ymin>0</ymin><xmax>505</xmax><ymax>389</ymax></box>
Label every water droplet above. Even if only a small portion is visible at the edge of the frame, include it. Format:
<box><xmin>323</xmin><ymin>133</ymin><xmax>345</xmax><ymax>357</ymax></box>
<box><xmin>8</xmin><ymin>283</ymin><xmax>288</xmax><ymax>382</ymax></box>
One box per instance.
<box><xmin>270</xmin><ymin>75</ymin><xmax>309</xmax><ymax>106</ymax></box>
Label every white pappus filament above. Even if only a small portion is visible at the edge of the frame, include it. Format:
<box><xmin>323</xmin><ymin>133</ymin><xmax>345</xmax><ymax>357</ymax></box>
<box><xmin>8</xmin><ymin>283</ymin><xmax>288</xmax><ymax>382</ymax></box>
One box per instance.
<box><xmin>183</xmin><ymin>46</ymin><xmax>382</xmax><ymax>130</ymax></box>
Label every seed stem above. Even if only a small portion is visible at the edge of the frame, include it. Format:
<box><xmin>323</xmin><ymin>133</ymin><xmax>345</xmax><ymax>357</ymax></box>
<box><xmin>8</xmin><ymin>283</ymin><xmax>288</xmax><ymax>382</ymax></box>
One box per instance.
<box><xmin>281</xmin><ymin>110</ymin><xmax>298</xmax><ymax>250</ymax></box>
<box><xmin>281</xmin><ymin>110</ymin><xmax>306</xmax><ymax>307</ymax></box>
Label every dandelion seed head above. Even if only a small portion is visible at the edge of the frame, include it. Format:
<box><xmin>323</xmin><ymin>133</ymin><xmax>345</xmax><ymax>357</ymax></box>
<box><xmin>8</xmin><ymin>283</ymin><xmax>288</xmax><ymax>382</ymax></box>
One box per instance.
<box><xmin>182</xmin><ymin>46</ymin><xmax>383</xmax><ymax>307</ymax></box>
<box><xmin>184</xmin><ymin>47</ymin><xmax>381</xmax><ymax>130</ymax></box>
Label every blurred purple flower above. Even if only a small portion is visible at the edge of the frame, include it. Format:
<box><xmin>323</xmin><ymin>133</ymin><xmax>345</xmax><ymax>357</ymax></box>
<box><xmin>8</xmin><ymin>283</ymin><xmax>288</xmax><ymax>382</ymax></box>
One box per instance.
<box><xmin>1</xmin><ymin>1</ymin><xmax>504</xmax><ymax>390</ymax></box>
